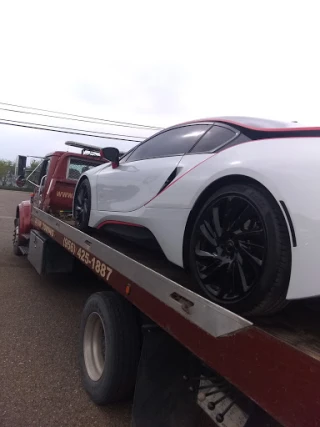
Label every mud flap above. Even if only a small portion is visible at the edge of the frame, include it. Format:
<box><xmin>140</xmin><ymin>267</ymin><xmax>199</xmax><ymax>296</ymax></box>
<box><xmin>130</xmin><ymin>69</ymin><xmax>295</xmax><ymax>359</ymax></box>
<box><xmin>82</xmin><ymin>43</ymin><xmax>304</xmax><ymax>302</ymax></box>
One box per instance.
<box><xmin>131</xmin><ymin>326</ymin><xmax>211</xmax><ymax>427</ymax></box>
<box><xmin>131</xmin><ymin>326</ymin><xmax>280</xmax><ymax>427</ymax></box>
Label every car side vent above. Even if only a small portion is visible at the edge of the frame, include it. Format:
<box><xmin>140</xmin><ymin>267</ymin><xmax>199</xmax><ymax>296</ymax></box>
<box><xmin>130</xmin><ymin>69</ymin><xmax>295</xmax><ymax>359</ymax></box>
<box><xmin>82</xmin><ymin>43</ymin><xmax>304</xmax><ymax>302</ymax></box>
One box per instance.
<box><xmin>158</xmin><ymin>168</ymin><xmax>178</xmax><ymax>194</ymax></box>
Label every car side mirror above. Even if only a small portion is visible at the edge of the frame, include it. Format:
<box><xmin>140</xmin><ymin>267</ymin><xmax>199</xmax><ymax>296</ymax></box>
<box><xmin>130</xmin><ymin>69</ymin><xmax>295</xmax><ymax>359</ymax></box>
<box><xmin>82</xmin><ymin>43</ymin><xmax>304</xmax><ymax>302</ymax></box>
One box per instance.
<box><xmin>100</xmin><ymin>147</ymin><xmax>120</xmax><ymax>168</ymax></box>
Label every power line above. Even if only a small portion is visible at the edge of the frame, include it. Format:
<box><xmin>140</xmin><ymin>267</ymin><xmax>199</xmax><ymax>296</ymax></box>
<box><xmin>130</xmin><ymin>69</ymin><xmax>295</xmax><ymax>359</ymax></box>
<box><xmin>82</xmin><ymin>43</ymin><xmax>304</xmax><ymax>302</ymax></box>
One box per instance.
<box><xmin>0</xmin><ymin>101</ymin><xmax>163</xmax><ymax>131</ymax></box>
<box><xmin>0</xmin><ymin>118</ymin><xmax>143</xmax><ymax>143</ymax></box>
<box><xmin>0</xmin><ymin>106</ymin><xmax>145</xmax><ymax>130</ymax></box>
<box><xmin>0</xmin><ymin>106</ymin><xmax>161</xmax><ymax>132</ymax></box>
<box><xmin>0</xmin><ymin>117</ymin><xmax>144</xmax><ymax>140</ymax></box>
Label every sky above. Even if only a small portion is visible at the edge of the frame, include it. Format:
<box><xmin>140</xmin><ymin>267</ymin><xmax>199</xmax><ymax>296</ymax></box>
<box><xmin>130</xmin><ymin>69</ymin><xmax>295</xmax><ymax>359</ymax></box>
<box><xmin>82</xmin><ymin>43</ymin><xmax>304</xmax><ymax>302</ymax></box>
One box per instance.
<box><xmin>0</xmin><ymin>0</ymin><xmax>319</xmax><ymax>162</ymax></box>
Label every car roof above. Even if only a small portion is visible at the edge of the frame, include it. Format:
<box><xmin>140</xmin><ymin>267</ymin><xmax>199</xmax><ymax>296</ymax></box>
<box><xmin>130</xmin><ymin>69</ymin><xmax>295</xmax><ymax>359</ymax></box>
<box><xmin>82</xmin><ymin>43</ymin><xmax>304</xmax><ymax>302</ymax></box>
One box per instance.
<box><xmin>175</xmin><ymin>116</ymin><xmax>320</xmax><ymax>138</ymax></box>
<box><xmin>178</xmin><ymin>116</ymin><xmax>320</xmax><ymax>130</ymax></box>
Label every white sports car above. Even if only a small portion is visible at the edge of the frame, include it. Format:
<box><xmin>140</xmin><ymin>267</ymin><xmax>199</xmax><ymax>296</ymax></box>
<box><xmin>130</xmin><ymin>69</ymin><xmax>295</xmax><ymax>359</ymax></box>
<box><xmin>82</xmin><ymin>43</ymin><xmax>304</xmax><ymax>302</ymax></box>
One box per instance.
<box><xmin>73</xmin><ymin>116</ymin><xmax>320</xmax><ymax>316</ymax></box>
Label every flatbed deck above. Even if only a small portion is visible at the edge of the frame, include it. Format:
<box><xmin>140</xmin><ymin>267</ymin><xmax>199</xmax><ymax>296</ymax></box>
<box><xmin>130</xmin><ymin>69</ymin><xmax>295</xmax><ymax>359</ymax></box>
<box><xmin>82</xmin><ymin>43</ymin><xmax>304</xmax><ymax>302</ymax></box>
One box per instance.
<box><xmin>95</xmin><ymin>229</ymin><xmax>320</xmax><ymax>362</ymax></box>
<box><xmin>30</xmin><ymin>207</ymin><xmax>320</xmax><ymax>427</ymax></box>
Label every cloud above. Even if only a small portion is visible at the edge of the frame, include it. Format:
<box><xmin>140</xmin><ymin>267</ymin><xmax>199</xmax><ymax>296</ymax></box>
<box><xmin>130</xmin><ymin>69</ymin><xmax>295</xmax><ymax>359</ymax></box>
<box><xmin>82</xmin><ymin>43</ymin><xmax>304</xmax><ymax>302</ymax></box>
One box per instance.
<box><xmin>0</xmin><ymin>0</ymin><xmax>319</xmax><ymax>160</ymax></box>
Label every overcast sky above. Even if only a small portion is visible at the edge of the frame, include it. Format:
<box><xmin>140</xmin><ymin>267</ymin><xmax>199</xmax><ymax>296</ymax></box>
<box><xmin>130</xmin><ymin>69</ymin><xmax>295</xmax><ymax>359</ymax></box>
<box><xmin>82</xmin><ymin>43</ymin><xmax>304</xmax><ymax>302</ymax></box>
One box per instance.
<box><xmin>0</xmin><ymin>0</ymin><xmax>319</xmax><ymax>162</ymax></box>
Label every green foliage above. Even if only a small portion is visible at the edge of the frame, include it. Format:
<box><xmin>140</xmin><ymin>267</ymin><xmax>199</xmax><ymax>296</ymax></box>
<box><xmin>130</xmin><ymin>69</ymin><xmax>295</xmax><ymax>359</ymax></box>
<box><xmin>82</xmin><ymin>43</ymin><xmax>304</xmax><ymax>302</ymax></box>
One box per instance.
<box><xmin>29</xmin><ymin>159</ymin><xmax>40</xmax><ymax>171</ymax></box>
<box><xmin>0</xmin><ymin>159</ymin><xmax>15</xmax><ymax>186</ymax></box>
<box><xmin>0</xmin><ymin>158</ymin><xmax>40</xmax><ymax>188</ymax></box>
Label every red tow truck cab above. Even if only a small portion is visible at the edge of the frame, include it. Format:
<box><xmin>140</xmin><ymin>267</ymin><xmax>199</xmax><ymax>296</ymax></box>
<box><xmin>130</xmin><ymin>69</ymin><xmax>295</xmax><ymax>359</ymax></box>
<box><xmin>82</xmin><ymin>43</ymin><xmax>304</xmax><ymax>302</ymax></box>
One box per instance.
<box><xmin>36</xmin><ymin>151</ymin><xmax>104</xmax><ymax>214</ymax></box>
<box><xmin>14</xmin><ymin>142</ymin><xmax>109</xmax><ymax>254</ymax></box>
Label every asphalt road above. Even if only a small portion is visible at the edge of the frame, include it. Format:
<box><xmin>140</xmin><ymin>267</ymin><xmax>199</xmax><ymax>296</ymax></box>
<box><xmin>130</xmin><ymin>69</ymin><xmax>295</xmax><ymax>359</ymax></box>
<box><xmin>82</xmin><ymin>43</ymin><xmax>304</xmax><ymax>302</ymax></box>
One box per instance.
<box><xmin>0</xmin><ymin>190</ymin><xmax>131</xmax><ymax>427</ymax></box>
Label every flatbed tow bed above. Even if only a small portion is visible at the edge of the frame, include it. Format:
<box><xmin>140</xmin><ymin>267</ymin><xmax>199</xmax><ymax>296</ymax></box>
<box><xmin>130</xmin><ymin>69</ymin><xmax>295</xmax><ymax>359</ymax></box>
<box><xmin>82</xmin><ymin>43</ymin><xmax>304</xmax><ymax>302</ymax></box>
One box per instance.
<box><xmin>26</xmin><ymin>207</ymin><xmax>320</xmax><ymax>427</ymax></box>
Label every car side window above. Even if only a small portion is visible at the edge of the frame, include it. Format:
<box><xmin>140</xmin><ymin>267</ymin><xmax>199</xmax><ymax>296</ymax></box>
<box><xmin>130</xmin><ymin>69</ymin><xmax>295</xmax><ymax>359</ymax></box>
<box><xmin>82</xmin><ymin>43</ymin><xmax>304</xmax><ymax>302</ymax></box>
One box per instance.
<box><xmin>127</xmin><ymin>124</ymin><xmax>211</xmax><ymax>162</ymax></box>
<box><xmin>190</xmin><ymin>125</ymin><xmax>237</xmax><ymax>153</ymax></box>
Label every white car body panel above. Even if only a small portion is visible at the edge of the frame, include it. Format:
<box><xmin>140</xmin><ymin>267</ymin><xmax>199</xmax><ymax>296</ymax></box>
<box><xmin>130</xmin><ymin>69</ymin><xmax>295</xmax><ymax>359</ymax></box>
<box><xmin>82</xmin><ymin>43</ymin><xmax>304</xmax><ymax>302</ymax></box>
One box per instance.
<box><xmin>95</xmin><ymin>156</ymin><xmax>183</xmax><ymax>212</ymax></box>
<box><xmin>77</xmin><ymin>135</ymin><xmax>320</xmax><ymax>302</ymax></box>
<box><xmin>89</xmin><ymin>205</ymin><xmax>191</xmax><ymax>267</ymax></box>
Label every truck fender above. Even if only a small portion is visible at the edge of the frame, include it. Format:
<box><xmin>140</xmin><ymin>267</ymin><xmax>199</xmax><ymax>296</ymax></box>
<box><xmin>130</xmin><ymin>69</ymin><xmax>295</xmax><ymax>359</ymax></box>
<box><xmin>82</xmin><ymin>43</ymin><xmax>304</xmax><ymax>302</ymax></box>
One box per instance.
<box><xmin>16</xmin><ymin>200</ymin><xmax>32</xmax><ymax>236</ymax></box>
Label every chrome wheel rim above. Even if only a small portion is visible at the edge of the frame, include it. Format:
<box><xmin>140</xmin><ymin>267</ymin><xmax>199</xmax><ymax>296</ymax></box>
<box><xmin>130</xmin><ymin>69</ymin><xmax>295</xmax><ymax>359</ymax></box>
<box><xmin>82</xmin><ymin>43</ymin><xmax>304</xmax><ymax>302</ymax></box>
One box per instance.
<box><xmin>83</xmin><ymin>312</ymin><xmax>106</xmax><ymax>381</ymax></box>
<box><xmin>194</xmin><ymin>194</ymin><xmax>267</xmax><ymax>302</ymax></box>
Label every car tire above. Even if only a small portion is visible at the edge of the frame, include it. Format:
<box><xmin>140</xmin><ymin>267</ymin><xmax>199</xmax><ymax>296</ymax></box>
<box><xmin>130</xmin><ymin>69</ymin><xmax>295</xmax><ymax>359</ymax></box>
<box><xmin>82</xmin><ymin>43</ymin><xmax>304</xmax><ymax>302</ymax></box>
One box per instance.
<box><xmin>13</xmin><ymin>217</ymin><xmax>22</xmax><ymax>256</ymax></box>
<box><xmin>74</xmin><ymin>178</ymin><xmax>91</xmax><ymax>232</ymax></box>
<box><xmin>188</xmin><ymin>183</ymin><xmax>292</xmax><ymax>316</ymax></box>
<box><xmin>79</xmin><ymin>291</ymin><xmax>141</xmax><ymax>405</ymax></box>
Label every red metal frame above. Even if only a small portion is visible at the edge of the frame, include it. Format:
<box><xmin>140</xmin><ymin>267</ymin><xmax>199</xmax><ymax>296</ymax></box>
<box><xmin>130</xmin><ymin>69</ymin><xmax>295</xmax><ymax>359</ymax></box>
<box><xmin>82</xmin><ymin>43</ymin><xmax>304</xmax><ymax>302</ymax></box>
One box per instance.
<box><xmin>126</xmin><ymin>286</ymin><xmax>320</xmax><ymax>427</ymax></box>
<box><xmin>31</xmin><ymin>212</ymin><xmax>320</xmax><ymax>427</ymax></box>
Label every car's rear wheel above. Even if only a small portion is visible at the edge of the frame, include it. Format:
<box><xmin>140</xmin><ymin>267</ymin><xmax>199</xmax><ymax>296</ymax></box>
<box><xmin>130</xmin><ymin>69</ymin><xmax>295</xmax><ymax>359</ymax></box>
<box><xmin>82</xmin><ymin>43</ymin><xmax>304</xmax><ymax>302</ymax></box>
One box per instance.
<box><xmin>74</xmin><ymin>178</ymin><xmax>91</xmax><ymax>231</ymax></box>
<box><xmin>188</xmin><ymin>183</ymin><xmax>291</xmax><ymax>316</ymax></box>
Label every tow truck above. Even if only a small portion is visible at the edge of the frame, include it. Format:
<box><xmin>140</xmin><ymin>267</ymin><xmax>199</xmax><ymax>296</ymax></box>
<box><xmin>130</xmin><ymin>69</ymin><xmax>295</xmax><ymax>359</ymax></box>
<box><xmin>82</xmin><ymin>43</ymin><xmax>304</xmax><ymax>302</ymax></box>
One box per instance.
<box><xmin>13</xmin><ymin>141</ymin><xmax>124</xmax><ymax>255</ymax></box>
<box><xmin>13</xmin><ymin>145</ymin><xmax>320</xmax><ymax>427</ymax></box>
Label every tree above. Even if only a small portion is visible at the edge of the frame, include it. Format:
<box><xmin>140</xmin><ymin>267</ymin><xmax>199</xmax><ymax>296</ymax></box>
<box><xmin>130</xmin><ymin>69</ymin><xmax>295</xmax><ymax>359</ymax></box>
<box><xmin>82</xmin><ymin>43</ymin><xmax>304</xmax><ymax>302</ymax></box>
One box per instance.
<box><xmin>0</xmin><ymin>158</ymin><xmax>40</xmax><ymax>188</ymax></box>
<box><xmin>0</xmin><ymin>159</ymin><xmax>15</xmax><ymax>186</ymax></box>
<box><xmin>29</xmin><ymin>159</ymin><xmax>40</xmax><ymax>171</ymax></box>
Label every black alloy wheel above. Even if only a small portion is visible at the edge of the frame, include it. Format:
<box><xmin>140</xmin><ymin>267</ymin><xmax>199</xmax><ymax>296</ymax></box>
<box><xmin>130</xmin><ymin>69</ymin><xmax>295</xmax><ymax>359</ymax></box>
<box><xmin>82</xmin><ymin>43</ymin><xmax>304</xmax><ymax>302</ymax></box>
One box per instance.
<box><xmin>74</xmin><ymin>179</ymin><xmax>91</xmax><ymax>231</ymax></box>
<box><xmin>189</xmin><ymin>183</ymin><xmax>291</xmax><ymax>316</ymax></box>
<box><xmin>194</xmin><ymin>194</ymin><xmax>266</xmax><ymax>301</ymax></box>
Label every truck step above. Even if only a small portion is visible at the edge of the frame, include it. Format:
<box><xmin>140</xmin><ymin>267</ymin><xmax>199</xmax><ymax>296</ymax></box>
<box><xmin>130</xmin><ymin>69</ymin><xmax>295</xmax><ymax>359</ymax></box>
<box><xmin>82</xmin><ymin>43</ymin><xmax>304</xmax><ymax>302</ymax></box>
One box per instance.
<box><xmin>19</xmin><ymin>245</ymin><xmax>29</xmax><ymax>256</ymax></box>
<box><xmin>21</xmin><ymin>233</ymin><xmax>30</xmax><ymax>241</ymax></box>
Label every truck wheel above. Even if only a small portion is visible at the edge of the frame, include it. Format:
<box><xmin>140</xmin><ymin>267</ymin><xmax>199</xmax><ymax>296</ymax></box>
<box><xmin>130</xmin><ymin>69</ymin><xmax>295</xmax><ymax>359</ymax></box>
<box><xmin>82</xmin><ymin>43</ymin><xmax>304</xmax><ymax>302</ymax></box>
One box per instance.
<box><xmin>80</xmin><ymin>291</ymin><xmax>141</xmax><ymax>405</ymax></box>
<box><xmin>13</xmin><ymin>217</ymin><xmax>22</xmax><ymax>256</ymax></box>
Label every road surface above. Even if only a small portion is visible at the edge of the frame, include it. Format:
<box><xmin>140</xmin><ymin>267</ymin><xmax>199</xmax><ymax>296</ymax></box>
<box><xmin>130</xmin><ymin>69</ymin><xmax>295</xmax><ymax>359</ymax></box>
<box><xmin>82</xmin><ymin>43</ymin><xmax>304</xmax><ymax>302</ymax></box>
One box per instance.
<box><xmin>0</xmin><ymin>190</ymin><xmax>131</xmax><ymax>427</ymax></box>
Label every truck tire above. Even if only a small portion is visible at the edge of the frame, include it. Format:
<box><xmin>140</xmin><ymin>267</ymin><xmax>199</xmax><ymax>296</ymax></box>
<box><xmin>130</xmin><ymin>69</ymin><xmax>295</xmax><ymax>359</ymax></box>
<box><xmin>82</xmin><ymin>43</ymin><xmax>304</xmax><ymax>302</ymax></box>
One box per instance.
<box><xmin>79</xmin><ymin>291</ymin><xmax>141</xmax><ymax>405</ymax></box>
<box><xmin>13</xmin><ymin>217</ymin><xmax>22</xmax><ymax>256</ymax></box>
